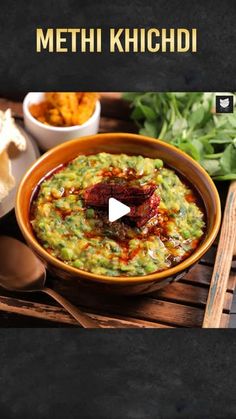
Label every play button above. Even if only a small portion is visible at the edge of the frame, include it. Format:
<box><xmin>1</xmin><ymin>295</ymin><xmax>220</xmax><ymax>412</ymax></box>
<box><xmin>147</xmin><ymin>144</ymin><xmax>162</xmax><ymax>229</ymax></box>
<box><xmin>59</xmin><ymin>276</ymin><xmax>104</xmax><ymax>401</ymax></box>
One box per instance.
<box><xmin>108</xmin><ymin>198</ymin><xmax>130</xmax><ymax>222</ymax></box>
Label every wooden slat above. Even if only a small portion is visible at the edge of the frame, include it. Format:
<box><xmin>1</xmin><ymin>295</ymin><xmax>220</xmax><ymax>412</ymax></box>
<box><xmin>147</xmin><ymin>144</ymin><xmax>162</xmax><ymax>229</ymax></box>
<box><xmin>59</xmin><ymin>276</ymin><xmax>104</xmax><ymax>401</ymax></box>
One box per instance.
<box><xmin>0</xmin><ymin>279</ymin><xmax>233</xmax><ymax>327</ymax></box>
<box><xmin>220</xmin><ymin>313</ymin><xmax>230</xmax><ymax>328</ymax></box>
<box><xmin>229</xmin><ymin>272</ymin><xmax>236</xmax><ymax>293</ymax></box>
<box><xmin>0</xmin><ymin>295</ymin><xmax>171</xmax><ymax>328</ymax></box>
<box><xmin>100</xmin><ymin>92</ymin><xmax>130</xmax><ymax>119</ymax></box>
<box><xmin>230</xmin><ymin>297</ymin><xmax>236</xmax><ymax>313</ymax></box>
<box><xmin>51</xmin><ymin>290</ymin><xmax>205</xmax><ymax>327</ymax></box>
<box><xmin>151</xmin><ymin>282</ymin><xmax>232</xmax><ymax>312</ymax></box>
<box><xmin>0</xmin><ymin>98</ymin><xmax>22</xmax><ymax>116</ymax></box>
<box><xmin>99</xmin><ymin>116</ymin><xmax>137</xmax><ymax>133</ymax></box>
<box><xmin>181</xmin><ymin>264</ymin><xmax>236</xmax><ymax>292</ymax></box>
<box><xmin>233</xmin><ymin>235</ymin><xmax>236</xmax><ymax>259</ymax></box>
<box><xmin>194</xmin><ymin>246</ymin><xmax>236</xmax><ymax>269</ymax></box>
<box><xmin>93</xmin><ymin>299</ymin><xmax>205</xmax><ymax>327</ymax></box>
<box><xmin>223</xmin><ymin>292</ymin><xmax>234</xmax><ymax>313</ymax></box>
<box><xmin>0</xmin><ymin>311</ymin><xmax>75</xmax><ymax>327</ymax></box>
<box><xmin>51</xmin><ymin>267</ymin><xmax>233</xmax><ymax>316</ymax></box>
<box><xmin>231</xmin><ymin>260</ymin><xmax>236</xmax><ymax>269</ymax></box>
<box><xmin>181</xmin><ymin>264</ymin><xmax>212</xmax><ymax>287</ymax></box>
<box><xmin>199</xmin><ymin>246</ymin><xmax>217</xmax><ymax>266</ymax></box>
<box><xmin>230</xmin><ymin>261</ymin><xmax>236</xmax><ymax>322</ymax></box>
<box><xmin>203</xmin><ymin>181</ymin><xmax>236</xmax><ymax>328</ymax></box>
<box><xmin>101</xmin><ymin>299</ymin><xmax>204</xmax><ymax>328</ymax></box>
<box><xmin>229</xmin><ymin>314</ymin><xmax>236</xmax><ymax>328</ymax></box>
<box><xmin>152</xmin><ymin>282</ymin><xmax>208</xmax><ymax>306</ymax></box>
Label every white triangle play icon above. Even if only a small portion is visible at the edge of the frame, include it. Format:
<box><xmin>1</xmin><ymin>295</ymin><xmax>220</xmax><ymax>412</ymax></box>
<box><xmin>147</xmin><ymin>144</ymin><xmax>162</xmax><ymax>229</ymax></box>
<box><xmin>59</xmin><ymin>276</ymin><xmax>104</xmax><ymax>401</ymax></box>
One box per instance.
<box><xmin>108</xmin><ymin>198</ymin><xmax>130</xmax><ymax>222</ymax></box>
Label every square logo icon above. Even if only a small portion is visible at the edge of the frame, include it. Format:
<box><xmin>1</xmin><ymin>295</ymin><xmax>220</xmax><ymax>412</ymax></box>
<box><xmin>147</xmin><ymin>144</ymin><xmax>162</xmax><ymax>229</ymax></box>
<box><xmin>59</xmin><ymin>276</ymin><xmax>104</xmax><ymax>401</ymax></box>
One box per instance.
<box><xmin>216</xmin><ymin>95</ymin><xmax>234</xmax><ymax>113</ymax></box>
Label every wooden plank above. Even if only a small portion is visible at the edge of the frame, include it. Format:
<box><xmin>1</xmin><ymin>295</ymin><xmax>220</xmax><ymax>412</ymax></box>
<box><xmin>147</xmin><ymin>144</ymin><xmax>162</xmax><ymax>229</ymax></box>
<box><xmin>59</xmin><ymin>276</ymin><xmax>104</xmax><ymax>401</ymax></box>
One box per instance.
<box><xmin>181</xmin><ymin>264</ymin><xmax>212</xmax><ymax>287</ymax></box>
<box><xmin>229</xmin><ymin>314</ymin><xmax>236</xmax><ymax>328</ymax></box>
<box><xmin>100</xmin><ymin>92</ymin><xmax>131</xmax><ymax>119</ymax></box>
<box><xmin>220</xmin><ymin>314</ymin><xmax>230</xmax><ymax>328</ymax></box>
<box><xmin>193</xmin><ymin>247</ymin><xmax>236</xmax><ymax>269</ymax></box>
<box><xmin>0</xmin><ymin>295</ymin><xmax>171</xmax><ymax>328</ymax></box>
<box><xmin>0</xmin><ymin>312</ymin><xmax>75</xmax><ymax>327</ymax></box>
<box><xmin>199</xmin><ymin>246</ymin><xmax>217</xmax><ymax>266</ymax></box>
<box><xmin>203</xmin><ymin>181</ymin><xmax>236</xmax><ymax>328</ymax></box>
<box><xmin>233</xmin><ymin>235</ymin><xmax>236</xmax><ymax>258</ymax></box>
<box><xmin>150</xmin><ymin>282</ymin><xmax>232</xmax><ymax>311</ymax></box>
<box><xmin>99</xmin><ymin>116</ymin><xmax>137</xmax><ymax>133</ymax></box>
<box><xmin>225</xmin><ymin>273</ymin><xmax>236</xmax><ymax>292</ymax></box>
<box><xmin>229</xmin><ymin>272</ymin><xmax>236</xmax><ymax>293</ymax></box>
<box><xmin>230</xmin><ymin>296</ymin><xmax>236</xmax><ymax>313</ymax></box>
<box><xmin>86</xmin><ymin>314</ymin><xmax>172</xmax><ymax>328</ymax></box>
<box><xmin>181</xmin><ymin>264</ymin><xmax>236</xmax><ymax>292</ymax></box>
<box><xmin>0</xmin><ymin>279</ymin><xmax>232</xmax><ymax>327</ymax></box>
<box><xmin>0</xmin><ymin>295</ymin><xmax>79</xmax><ymax>325</ymax></box>
<box><xmin>231</xmin><ymin>260</ymin><xmax>236</xmax><ymax>269</ymax></box>
<box><xmin>152</xmin><ymin>282</ymin><xmax>208</xmax><ymax>306</ymax></box>
<box><xmin>223</xmin><ymin>292</ymin><xmax>234</xmax><ymax>313</ymax></box>
<box><xmin>95</xmin><ymin>298</ymin><xmax>204</xmax><ymax>328</ymax></box>
<box><xmin>0</xmin><ymin>98</ymin><xmax>22</xmax><ymax>116</ymax></box>
<box><xmin>83</xmin><ymin>299</ymin><xmax>205</xmax><ymax>327</ymax></box>
<box><xmin>49</xmin><ymin>288</ymin><xmax>205</xmax><ymax>327</ymax></box>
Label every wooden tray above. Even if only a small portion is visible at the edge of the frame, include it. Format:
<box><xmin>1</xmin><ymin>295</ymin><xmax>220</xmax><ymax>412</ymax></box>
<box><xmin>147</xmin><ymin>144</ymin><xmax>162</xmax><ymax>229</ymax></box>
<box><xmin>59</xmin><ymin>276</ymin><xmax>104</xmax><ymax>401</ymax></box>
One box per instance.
<box><xmin>0</xmin><ymin>93</ymin><xmax>235</xmax><ymax>328</ymax></box>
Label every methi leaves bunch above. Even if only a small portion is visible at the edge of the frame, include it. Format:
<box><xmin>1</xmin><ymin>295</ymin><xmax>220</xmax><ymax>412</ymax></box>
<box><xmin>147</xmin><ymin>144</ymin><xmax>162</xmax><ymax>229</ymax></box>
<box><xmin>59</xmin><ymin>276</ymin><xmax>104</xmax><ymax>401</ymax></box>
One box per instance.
<box><xmin>123</xmin><ymin>92</ymin><xmax>236</xmax><ymax>180</ymax></box>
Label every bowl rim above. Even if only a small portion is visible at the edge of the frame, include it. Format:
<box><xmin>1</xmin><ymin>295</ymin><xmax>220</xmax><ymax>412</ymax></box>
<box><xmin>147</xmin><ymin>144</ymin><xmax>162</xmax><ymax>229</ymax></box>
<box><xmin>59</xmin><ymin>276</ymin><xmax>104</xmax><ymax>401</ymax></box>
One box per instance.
<box><xmin>15</xmin><ymin>133</ymin><xmax>221</xmax><ymax>285</ymax></box>
<box><xmin>23</xmin><ymin>92</ymin><xmax>101</xmax><ymax>132</ymax></box>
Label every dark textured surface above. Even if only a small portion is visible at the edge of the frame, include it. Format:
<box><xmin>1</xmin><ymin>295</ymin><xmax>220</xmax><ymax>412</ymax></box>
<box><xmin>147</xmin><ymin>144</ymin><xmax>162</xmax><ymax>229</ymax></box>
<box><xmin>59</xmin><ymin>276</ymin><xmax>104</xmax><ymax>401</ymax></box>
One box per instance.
<box><xmin>1</xmin><ymin>1</ymin><xmax>236</xmax><ymax>417</ymax></box>
<box><xmin>0</xmin><ymin>0</ymin><xmax>235</xmax><ymax>92</ymax></box>
<box><xmin>0</xmin><ymin>330</ymin><xmax>236</xmax><ymax>418</ymax></box>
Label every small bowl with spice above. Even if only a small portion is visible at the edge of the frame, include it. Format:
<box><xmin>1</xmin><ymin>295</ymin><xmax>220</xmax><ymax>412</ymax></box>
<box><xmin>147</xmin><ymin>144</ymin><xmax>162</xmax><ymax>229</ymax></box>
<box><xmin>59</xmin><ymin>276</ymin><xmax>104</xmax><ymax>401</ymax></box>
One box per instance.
<box><xmin>23</xmin><ymin>92</ymin><xmax>101</xmax><ymax>150</ymax></box>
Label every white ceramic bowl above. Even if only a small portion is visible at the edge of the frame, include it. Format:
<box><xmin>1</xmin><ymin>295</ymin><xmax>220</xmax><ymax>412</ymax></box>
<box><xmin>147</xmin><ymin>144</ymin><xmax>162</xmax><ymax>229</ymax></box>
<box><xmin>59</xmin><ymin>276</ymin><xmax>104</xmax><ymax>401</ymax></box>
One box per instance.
<box><xmin>23</xmin><ymin>92</ymin><xmax>101</xmax><ymax>150</ymax></box>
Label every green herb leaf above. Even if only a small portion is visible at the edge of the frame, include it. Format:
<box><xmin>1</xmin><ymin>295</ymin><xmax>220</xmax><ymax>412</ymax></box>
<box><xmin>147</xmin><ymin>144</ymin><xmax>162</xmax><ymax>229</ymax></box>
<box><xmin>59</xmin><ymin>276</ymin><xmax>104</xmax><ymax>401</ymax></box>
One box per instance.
<box><xmin>220</xmin><ymin>144</ymin><xmax>236</xmax><ymax>174</ymax></box>
<box><xmin>201</xmin><ymin>159</ymin><xmax>221</xmax><ymax>176</ymax></box>
<box><xmin>188</xmin><ymin>107</ymin><xmax>205</xmax><ymax>128</ymax></box>
<box><xmin>179</xmin><ymin>142</ymin><xmax>200</xmax><ymax>161</ymax></box>
<box><xmin>139</xmin><ymin>120</ymin><xmax>158</xmax><ymax>137</ymax></box>
<box><xmin>172</xmin><ymin>118</ymin><xmax>188</xmax><ymax>135</ymax></box>
<box><xmin>123</xmin><ymin>92</ymin><xmax>236</xmax><ymax>181</ymax></box>
<box><xmin>139</xmin><ymin>104</ymin><xmax>157</xmax><ymax>121</ymax></box>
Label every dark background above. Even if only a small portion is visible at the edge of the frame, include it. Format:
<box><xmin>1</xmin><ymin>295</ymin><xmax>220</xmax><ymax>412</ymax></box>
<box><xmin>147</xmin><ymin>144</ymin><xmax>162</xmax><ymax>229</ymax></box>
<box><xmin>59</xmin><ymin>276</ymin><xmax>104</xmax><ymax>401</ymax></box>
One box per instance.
<box><xmin>0</xmin><ymin>0</ymin><xmax>235</xmax><ymax>94</ymax></box>
<box><xmin>1</xmin><ymin>330</ymin><xmax>236</xmax><ymax>418</ymax></box>
<box><xmin>1</xmin><ymin>1</ymin><xmax>236</xmax><ymax>418</ymax></box>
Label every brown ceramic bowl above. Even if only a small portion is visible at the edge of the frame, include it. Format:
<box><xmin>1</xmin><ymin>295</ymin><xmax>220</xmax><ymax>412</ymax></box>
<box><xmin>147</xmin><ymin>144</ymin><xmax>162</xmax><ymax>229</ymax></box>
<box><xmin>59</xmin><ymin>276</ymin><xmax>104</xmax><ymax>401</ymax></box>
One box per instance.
<box><xmin>15</xmin><ymin>133</ymin><xmax>221</xmax><ymax>295</ymax></box>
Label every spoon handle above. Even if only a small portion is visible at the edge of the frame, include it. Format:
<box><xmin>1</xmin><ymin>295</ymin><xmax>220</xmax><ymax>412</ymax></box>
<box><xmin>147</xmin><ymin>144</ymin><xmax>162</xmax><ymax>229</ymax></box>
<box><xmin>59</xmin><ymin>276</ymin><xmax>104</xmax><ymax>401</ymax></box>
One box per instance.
<box><xmin>42</xmin><ymin>287</ymin><xmax>101</xmax><ymax>328</ymax></box>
